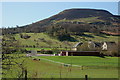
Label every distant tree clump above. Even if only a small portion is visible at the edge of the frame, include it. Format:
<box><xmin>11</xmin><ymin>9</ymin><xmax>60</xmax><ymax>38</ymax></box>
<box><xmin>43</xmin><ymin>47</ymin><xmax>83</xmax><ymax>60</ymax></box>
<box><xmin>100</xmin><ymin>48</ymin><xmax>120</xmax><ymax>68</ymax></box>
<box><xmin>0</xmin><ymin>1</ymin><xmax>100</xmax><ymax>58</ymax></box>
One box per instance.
<box><xmin>20</xmin><ymin>34</ymin><xmax>31</xmax><ymax>39</ymax></box>
<box><xmin>47</xmin><ymin>24</ymin><xmax>77</xmax><ymax>42</ymax></box>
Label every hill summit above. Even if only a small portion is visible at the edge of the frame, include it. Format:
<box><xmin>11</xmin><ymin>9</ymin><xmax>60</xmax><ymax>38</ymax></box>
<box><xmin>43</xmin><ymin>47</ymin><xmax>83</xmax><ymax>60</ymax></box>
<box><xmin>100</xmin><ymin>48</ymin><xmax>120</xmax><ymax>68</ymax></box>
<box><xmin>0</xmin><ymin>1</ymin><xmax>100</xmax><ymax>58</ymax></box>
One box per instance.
<box><xmin>2</xmin><ymin>8</ymin><xmax>120</xmax><ymax>35</ymax></box>
<box><xmin>48</xmin><ymin>8</ymin><xmax>113</xmax><ymax>20</ymax></box>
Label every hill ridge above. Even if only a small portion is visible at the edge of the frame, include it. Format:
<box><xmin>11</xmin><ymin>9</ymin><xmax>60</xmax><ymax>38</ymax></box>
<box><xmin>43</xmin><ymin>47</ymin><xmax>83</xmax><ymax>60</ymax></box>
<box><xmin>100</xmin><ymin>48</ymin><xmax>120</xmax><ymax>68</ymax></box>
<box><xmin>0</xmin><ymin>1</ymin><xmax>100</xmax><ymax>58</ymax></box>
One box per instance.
<box><xmin>2</xmin><ymin>8</ymin><xmax>120</xmax><ymax>35</ymax></box>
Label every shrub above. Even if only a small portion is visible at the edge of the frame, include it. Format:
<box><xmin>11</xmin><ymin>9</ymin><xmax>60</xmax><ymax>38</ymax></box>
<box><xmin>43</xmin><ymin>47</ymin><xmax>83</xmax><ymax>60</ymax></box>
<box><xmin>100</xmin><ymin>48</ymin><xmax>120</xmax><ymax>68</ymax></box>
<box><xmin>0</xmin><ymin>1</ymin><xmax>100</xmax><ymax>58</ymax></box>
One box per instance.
<box><xmin>20</xmin><ymin>34</ymin><xmax>31</xmax><ymax>39</ymax></box>
<box><xmin>40</xmin><ymin>49</ymin><xmax>53</xmax><ymax>54</ymax></box>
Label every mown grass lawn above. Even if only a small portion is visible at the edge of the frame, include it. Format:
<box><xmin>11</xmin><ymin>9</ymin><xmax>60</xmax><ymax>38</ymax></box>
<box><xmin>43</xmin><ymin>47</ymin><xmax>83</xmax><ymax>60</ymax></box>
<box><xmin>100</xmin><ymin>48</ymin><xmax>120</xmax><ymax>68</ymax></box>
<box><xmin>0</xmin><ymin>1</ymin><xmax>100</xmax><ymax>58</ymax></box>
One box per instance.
<box><xmin>2</xmin><ymin>54</ymin><xmax>119</xmax><ymax>78</ymax></box>
<box><xmin>36</xmin><ymin>56</ymin><xmax>118</xmax><ymax>68</ymax></box>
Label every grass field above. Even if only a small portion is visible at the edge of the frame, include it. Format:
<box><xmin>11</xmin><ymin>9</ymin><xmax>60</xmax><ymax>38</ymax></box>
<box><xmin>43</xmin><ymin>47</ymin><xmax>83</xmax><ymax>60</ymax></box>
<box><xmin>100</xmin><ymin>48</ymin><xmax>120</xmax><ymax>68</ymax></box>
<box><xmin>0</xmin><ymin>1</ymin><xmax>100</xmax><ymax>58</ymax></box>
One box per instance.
<box><xmin>2</xmin><ymin>54</ymin><xmax>119</xmax><ymax>78</ymax></box>
<box><xmin>25</xmin><ymin>47</ymin><xmax>70</xmax><ymax>51</ymax></box>
<box><xmin>25</xmin><ymin>47</ymin><xmax>52</xmax><ymax>51</ymax></box>
<box><xmin>35</xmin><ymin>56</ymin><xmax>118</xmax><ymax>68</ymax></box>
<box><xmin>2</xmin><ymin>32</ymin><xmax>119</xmax><ymax>78</ymax></box>
<box><xmin>14</xmin><ymin>33</ymin><xmax>75</xmax><ymax>48</ymax></box>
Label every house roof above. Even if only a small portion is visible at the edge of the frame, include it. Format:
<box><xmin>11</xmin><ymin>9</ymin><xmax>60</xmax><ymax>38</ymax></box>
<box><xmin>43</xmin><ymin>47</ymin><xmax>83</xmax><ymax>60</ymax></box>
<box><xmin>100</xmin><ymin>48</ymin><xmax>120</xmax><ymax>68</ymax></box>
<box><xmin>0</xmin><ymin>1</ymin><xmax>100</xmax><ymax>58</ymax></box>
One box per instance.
<box><xmin>72</xmin><ymin>41</ymin><xmax>116</xmax><ymax>48</ymax></box>
<box><xmin>105</xmin><ymin>42</ymin><xmax>116</xmax><ymax>45</ymax></box>
<box><xmin>94</xmin><ymin>42</ymin><xmax>102</xmax><ymax>47</ymax></box>
<box><xmin>73</xmin><ymin>42</ymin><xmax>83</xmax><ymax>48</ymax></box>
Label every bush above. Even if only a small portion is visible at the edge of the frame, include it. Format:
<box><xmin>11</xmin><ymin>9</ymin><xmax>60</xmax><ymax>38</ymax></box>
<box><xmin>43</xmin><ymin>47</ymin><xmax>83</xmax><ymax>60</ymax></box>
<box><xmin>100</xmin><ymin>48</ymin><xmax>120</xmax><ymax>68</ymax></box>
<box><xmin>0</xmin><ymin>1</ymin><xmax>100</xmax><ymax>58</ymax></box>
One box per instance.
<box><xmin>40</xmin><ymin>49</ymin><xmax>53</xmax><ymax>54</ymax></box>
<box><xmin>51</xmin><ymin>48</ymin><xmax>60</xmax><ymax>54</ymax></box>
<box><xmin>44</xmin><ymin>51</ymin><xmax>53</xmax><ymax>54</ymax></box>
<box><xmin>20</xmin><ymin>34</ymin><xmax>31</xmax><ymax>39</ymax></box>
<box><xmin>102</xmin><ymin>50</ymin><xmax>119</xmax><ymax>57</ymax></box>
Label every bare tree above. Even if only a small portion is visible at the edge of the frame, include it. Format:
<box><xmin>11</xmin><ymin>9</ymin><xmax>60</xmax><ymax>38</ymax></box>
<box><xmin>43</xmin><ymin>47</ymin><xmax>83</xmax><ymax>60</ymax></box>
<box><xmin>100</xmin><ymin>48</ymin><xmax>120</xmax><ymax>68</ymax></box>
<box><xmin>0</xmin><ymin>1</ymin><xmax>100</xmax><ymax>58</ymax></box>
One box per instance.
<box><xmin>2</xmin><ymin>34</ymin><xmax>28</xmax><ymax>79</ymax></box>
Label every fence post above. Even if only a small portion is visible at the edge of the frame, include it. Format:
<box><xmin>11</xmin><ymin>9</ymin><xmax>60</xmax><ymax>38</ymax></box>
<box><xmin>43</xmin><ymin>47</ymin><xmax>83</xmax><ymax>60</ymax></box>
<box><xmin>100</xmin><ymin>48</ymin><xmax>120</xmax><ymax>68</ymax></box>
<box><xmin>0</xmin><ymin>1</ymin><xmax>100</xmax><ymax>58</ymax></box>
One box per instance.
<box><xmin>25</xmin><ymin>69</ymin><xmax>27</xmax><ymax>80</ymax></box>
<box><xmin>85</xmin><ymin>75</ymin><xmax>88</xmax><ymax>80</ymax></box>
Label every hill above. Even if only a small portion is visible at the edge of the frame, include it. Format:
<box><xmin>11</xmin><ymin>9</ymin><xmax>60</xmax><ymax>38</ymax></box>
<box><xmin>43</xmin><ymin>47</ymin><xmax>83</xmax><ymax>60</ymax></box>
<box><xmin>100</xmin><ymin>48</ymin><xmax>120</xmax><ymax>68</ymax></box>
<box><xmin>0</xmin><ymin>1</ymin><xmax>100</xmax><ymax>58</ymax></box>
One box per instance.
<box><xmin>48</xmin><ymin>9</ymin><xmax>113</xmax><ymax>20</ymax></box>
<box><xmin>13</xmin><ymin>33</ymin><xmax>75</xmax><ymax>48</ymax></box>
<box><xmin>2</xmin><ymin>8</ymin><xmax>120</xmax><ymax>34</ymax></box>
<box><xmin>11</xmin><ymin>32</ymin><xmax>119</xmax><ymax>48</ymax></box>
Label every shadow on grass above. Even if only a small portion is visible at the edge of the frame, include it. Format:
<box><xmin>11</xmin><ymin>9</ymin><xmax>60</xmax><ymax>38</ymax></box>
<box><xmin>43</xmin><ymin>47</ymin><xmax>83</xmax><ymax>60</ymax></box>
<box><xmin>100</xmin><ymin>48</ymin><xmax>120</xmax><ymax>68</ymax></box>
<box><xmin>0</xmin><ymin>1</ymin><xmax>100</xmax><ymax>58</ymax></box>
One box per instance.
<box><xmin>95</xmin><ymin>34</ymin><xmax>108</xmax><ymax>38</ymax></box>
<box><xmin>58</xmin><ymin>35</ymin><xmax>78</xmax><ymax>42</ymax></box>
<box><xmin>81</xmin><ymin>34</ymin><xmax>95</xmax><ymax>38</ymax></box>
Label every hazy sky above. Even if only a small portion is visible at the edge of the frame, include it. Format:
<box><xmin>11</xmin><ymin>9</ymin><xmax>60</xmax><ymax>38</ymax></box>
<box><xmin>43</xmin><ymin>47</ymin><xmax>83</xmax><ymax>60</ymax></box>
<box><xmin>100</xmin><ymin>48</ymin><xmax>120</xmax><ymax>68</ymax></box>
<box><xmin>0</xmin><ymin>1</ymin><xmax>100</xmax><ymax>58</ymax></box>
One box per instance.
<box><xmin>1</xmin><ymin>2</ymin><xmax>119</xmax><ymax>28</ymax></box>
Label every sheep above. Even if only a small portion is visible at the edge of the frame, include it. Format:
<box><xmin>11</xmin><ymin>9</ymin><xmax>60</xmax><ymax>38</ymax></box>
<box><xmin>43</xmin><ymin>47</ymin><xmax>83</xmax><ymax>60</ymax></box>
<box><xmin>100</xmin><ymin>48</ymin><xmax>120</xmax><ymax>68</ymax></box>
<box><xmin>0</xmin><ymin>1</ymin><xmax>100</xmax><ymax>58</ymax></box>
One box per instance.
<box><xmin>32</xmin><ymin>58</ymin><xmax>40</xmax><ymax>61</ymax></box>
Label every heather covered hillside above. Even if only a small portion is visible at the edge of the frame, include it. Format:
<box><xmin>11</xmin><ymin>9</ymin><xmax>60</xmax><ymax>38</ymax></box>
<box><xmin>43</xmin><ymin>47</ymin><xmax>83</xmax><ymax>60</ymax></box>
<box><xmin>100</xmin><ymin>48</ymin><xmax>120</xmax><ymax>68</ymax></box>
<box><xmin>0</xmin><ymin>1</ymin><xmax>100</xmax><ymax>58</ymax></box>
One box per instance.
<box><xmin>2</xmin><ymin>8</ymin><xmax>120</xmax><ymax>36</ymax></box>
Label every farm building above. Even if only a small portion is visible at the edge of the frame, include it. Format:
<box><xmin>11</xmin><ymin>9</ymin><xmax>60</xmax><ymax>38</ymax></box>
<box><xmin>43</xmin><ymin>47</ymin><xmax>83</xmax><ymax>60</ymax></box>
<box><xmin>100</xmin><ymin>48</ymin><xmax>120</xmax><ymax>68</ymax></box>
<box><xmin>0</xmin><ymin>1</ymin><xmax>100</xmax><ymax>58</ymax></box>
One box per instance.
<box><xmin>101</xmin><ymin>42</ymin><xmax>117</xmax><ymax>50</ymax></box>
<box><xmin>72</xmin><ymin>41</ymin><xmax>102</xmax><ymax>51</ymax></box>
<box><xmin>60</xmin><ymin>51</ymin><xmax>101</xmax><ymax>56</ymax></box>
<box><xmin>72</xmin><ymin>42</ymin><xmax>83</xmax><ymax>51</ymax></box>
<box><xmin>72</xmin><ymin>41</ymin><xmax>117</xmax><ymax>51</ymax></box>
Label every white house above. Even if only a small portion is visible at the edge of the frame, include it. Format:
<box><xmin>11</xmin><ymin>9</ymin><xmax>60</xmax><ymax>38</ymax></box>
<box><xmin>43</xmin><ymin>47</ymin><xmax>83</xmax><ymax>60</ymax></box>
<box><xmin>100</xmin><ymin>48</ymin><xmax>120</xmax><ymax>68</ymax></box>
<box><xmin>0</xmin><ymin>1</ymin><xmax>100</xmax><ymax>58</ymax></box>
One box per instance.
<box><xmin>102</xmin><ymin>42</ymin><xmax>107</xmax><ymax>50</ymax></box>
<box><xmin>101</xmin><ymin>42</ymin><xmax>116</xmax><ymax>51</ymax></box>
<box><xmin>72</xmin><ymin>41</ymin><xmax>116</xmax><ymax>51</ymax></box>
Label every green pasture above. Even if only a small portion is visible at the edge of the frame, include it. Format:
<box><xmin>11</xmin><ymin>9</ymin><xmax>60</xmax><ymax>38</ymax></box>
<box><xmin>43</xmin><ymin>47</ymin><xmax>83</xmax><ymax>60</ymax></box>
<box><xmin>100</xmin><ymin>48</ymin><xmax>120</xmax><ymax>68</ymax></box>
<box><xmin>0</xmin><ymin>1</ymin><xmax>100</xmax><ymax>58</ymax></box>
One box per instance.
<box><xmin>14</xmin><ymin>33</ymin><xmax>74</xmax><ymax>47</ymax></box>
<box><xmin>36</xmin><ymin>56</ymin><xmax>118</xmax><ymax>68</ymax></box>
<box><xmin>72</xmin><ymin>32</ymin><xmax>119</xmax><ymax>42</ymax></box>
<box><xmin>2</xmin><ymin>54</ymin><xmax>119</xmax><ymax>78</ymax></box>
<box><xmin>25</xmin><ymin>47</ymin><xmax>52</xmax><ymax>51</ymax></box>
<box><xmin>25</xmin><ymin>47</ymin><xmax>70</xmax><ymax>51</ymax></box>
<box><xmin>13</xmin><ymin>32</ymin><xmax>119</xmax><ymax>48</ymax></box>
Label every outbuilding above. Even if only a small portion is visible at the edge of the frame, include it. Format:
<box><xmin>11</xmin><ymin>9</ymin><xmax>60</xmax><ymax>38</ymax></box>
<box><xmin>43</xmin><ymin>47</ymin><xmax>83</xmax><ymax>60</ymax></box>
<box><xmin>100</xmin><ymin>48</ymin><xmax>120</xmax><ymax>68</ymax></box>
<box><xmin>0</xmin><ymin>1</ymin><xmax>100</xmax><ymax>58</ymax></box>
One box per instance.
<box><xmin>60</xmin><ymin>51</ymin><xmax>100</xmax><ymax>56</ymax></box>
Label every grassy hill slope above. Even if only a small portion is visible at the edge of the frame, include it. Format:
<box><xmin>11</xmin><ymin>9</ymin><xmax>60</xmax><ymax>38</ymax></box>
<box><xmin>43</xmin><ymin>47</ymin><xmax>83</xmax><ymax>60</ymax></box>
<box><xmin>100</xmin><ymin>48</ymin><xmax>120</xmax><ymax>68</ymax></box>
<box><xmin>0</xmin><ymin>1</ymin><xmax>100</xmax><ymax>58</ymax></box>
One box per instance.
<box><xmin>14</xmin><ymin>33</ymin><xmax>75</xmax><ymax>48</ymax></box>
<box><xmin>13</xmin><ymin>32</ymin><xmax>119</xmax><ymax>49</ymax></box>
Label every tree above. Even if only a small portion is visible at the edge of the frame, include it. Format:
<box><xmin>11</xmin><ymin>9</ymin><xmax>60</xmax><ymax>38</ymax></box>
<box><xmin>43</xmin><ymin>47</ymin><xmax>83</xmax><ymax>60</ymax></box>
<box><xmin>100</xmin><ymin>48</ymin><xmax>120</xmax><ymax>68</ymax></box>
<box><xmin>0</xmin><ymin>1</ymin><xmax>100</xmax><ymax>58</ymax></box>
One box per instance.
<box><xmin>2</xmin><ymin>34</ymin><xmax>28</xmax><ymax>78</ymax></box>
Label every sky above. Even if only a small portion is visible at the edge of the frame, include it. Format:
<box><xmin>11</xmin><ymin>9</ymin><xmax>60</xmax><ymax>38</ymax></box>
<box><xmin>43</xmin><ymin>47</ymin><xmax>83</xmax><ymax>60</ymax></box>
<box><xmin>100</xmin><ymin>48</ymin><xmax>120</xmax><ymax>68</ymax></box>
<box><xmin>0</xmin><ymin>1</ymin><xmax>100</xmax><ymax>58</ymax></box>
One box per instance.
<box><xmin>1</xmin><ymin>2</ymin><xmax>119</xmax><ymax>28</ymax></box>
